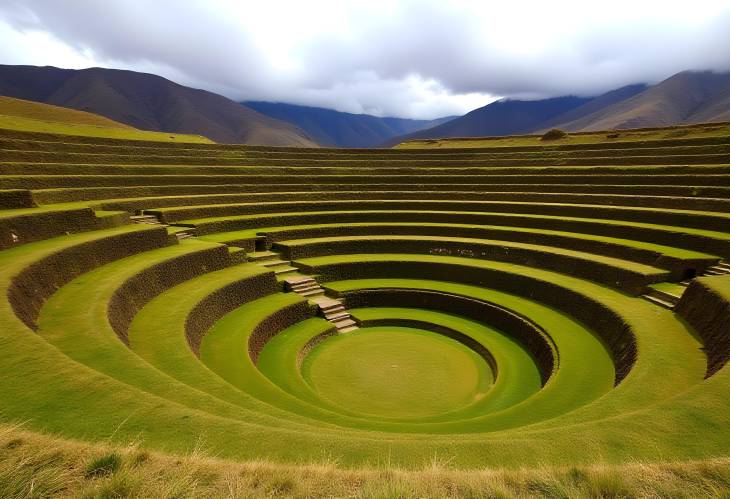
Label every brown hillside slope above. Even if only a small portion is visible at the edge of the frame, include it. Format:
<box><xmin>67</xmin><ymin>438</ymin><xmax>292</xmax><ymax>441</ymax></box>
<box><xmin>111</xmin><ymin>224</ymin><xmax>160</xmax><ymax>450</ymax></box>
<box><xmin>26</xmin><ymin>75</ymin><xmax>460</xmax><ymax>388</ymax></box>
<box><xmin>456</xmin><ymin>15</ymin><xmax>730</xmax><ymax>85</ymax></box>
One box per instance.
<box><xmin>555</xmin><ymin>71</ymin><xmax>730</xmax><ymax>131</ymax></box>
<box><xmin>0</xmin><ymin>65</ymin><xmax>316</xmax><ymax>146</ymax></box>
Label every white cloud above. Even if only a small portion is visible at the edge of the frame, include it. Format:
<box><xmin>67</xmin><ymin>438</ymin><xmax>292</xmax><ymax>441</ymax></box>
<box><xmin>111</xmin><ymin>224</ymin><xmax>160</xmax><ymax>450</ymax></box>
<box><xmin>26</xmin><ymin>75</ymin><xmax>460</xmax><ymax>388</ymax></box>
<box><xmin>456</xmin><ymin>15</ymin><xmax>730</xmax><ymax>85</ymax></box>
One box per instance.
<box><xmin>0</xmin><ymin>0</ymin><xmax>728</xmax><ymax>119</ymax></box>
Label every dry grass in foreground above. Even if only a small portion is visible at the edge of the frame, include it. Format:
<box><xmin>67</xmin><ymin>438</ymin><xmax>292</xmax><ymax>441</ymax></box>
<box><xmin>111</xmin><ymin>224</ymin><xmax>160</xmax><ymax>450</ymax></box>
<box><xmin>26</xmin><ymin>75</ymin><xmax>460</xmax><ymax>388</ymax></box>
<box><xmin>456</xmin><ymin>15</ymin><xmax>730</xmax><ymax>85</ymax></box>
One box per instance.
<box><xmin>0</xmin><ymin>424</ymin><xmax>728</xmax><ymax>498</ymax></box>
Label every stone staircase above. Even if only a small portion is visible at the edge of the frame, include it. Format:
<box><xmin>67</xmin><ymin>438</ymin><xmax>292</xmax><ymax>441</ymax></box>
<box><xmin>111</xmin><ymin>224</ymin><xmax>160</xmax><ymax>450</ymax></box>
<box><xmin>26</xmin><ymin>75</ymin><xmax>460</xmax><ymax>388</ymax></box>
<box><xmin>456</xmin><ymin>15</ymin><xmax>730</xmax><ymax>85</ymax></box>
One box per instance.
<box><xmin>642</xmin><ymin>288</ymin><xmax>681</xmax><ymax>310</ymax></box>
<box><xmin>130</xmin><ymin>214</ymin><xmax>194</xmax><ymax>241</ymax></box>
<box><xmin>700</xmin><ymin>261</ymin><xmax>730</xmax><ymax>277</ymax></box>
<box><xmin>283</xmin><ymin>276</ymin><xmax>358</xmax><ymax>333</ymax></box>
<box><xmin>643</xmin><ymin>260</ymin><xmax>730</xmax><ymax>309</ymax></box>
<box><xmin>130</xmin><ymin>214</ymin><xmax>162</xmax><ymax>225</ymax></box>
<box><xmin>284</xmin><ymin>276</ymin><xmax>325</xmax><ymax>298</ymax></box>
<box><xmin>247</xmin><ymin>250</ymin><xmax>298</xmax><ymax>276</ymax></box>
<box><xmin>173</xmin><ymin>228</ymin><xmax>196</xmax><ymax>240</ymax></box>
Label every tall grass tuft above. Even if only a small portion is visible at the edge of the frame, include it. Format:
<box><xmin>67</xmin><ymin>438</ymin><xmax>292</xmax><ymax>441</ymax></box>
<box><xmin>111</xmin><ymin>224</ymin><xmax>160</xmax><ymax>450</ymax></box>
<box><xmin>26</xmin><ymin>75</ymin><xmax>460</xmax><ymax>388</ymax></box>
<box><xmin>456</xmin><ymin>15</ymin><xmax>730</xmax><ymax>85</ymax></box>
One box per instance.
<box><xmin>84</xmin><ymin>452</ymin><xmax>122</xmax><ymax>478</ymax></box>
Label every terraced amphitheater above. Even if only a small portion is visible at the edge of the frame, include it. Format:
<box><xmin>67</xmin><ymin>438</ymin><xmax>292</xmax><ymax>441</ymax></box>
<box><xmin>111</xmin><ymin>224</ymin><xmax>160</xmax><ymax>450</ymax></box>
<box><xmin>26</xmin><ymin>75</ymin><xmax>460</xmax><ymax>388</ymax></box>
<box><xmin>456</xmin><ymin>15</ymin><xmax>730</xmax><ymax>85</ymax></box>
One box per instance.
<box><xmin>1</xmin><ymin>126</ymin><xmax>730</xmax><ymax>496</ymax></box>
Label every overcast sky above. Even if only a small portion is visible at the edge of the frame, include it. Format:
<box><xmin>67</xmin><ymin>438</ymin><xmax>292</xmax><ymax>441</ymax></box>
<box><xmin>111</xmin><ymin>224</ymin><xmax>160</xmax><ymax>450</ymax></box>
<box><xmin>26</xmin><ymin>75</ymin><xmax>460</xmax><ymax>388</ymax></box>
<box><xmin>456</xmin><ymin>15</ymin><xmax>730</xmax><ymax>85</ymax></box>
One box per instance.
<box><xmin>1</xmin><ymin>0</ymin><xmax>729</xmax><ymax>119</ymax></box>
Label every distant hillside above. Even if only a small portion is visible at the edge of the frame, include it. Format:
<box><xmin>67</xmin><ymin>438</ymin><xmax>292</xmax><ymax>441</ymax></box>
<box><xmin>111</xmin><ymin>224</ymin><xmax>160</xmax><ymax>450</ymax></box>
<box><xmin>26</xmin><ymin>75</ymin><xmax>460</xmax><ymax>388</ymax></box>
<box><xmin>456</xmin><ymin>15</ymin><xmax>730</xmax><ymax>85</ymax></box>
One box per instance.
<box><xmin>552</xmin><ymin>71</ymin><xmax>730</xmax><ymax>131</ymax></box>
<box><xmin>390</xmin><ymin>70</ymin><xmax>730</xmax><ymax>145</ymax></box>
<box><xmin>382</xmin><ymin>96</ymin><xmax>595</xmax><ymax>147</ymax></box>
<box><xmin>0</xmin><ymin>65</ymin><xmax>315</xmax><ymax>146</ymax></box>
<box><xmin>245</xmin><ymin>101</ymin><xmax>455</xmax><ymax>147</ymax></box>
<box><xmin>538</xmin><ymin>84</ymin><xmax>648</xmax><ymax>131</ymax></box>
<box><xmin>0</xmin><ymin>95</ymin><xmax>133</xmax><ymax>129</ymax></box>
<box><xmin>0</xmin><ymin>95</ymin><xmax>212</xmax><ymax>143</ymax></box>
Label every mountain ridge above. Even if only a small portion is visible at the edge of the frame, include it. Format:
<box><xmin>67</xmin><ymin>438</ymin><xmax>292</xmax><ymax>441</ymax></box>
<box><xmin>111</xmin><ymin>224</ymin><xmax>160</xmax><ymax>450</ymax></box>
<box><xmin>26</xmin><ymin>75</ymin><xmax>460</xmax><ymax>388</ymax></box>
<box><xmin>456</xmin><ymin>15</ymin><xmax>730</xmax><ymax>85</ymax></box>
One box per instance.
<box><xmin>0</xmin><ymin>65</ymin><xmax>316</xmax><ymax>146</ymax></box>
<box><xmin>245</xmin><ymin>101</ymin><xmax>455</xmax><ymax>148</ymax></box>
<box><xmin>388</xmin><ymin>71</ymin><xmax>730</xmax><ymax>145</ymax></box>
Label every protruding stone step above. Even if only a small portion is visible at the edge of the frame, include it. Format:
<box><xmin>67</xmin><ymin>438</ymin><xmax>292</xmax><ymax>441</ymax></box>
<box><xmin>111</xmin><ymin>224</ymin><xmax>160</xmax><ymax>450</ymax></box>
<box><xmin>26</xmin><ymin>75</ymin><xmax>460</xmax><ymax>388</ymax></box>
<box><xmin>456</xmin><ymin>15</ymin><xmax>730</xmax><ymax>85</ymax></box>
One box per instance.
<box><xmin>704</xmin><ymin>269</ymin><xmax>725</xmax><ymax>276</ymax></box>
<box><xmin>642</xmin><ymin>293</ymin><xmax>676</xmax><ymax>310</ymax></box>
<box><xmin>270</xmin><ymin>265</ymin><xmax>298</xmax><ymax>275</ymax></box>
<box><xmin>258</xmin><ymin>259</ymin><xmax>292</xmax><ymax>268</ymax></box>
<box><xmin>175</xmin><ymin>230</ymin><xmax>195</xmax><ymax>240</ymax></box>
<box><xmin>325</xmin><ymin>311</ymin><xmax>351</xmax><ymax>321</ymax></box>
<box><xmin>650</xmin><ymin>289</ymin><xmax>681</xmax><ymax>305</ymax></box>
<box><xmin>333</xmin><ymin>318</ymin><xmax>357</xmax><ymax>330</ymax></box>
<box><xmin>247</xmin><ymin>251</ymin><xmax>280</xmax><ymax>262</ymax></box>
<box><xmin>130</xmin><ymin>214</ymin><xmax>162</xmax><ymax>225</ymax></box>
<box><xmin>321</xmin><ymin>304</ymin><xmax>345</xmax><ymax>315</ymax></box>
<box><xmin>703</xmin><ymin>263</ymin><xmax>730</xmax><ymax>276</ymax></box>
<box><xmin>283</xmin><ymin>277</ymin><xmax>358</xmax><ymax>331</ymax></box>
<box><xmin>313</xmin><ymin>297</ymin><xmax>344</xmax><ymax>310</ymax></box>
<box><xmin>284</xmin><ymin>276</ymin><xmax>316</xmax><ymax>286</ymax></box>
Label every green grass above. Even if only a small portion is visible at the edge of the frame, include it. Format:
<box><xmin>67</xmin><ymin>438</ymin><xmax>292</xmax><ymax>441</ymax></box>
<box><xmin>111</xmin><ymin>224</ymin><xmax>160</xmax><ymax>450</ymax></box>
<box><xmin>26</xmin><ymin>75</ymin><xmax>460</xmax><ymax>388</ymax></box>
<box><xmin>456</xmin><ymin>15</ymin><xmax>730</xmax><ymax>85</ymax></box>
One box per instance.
<box><xmin>84</xmin><ymin>452</ymin><xmax>122</xmax><ymax>477</ymax></box>
<box><xmin>349</xmin><ymin>308</ymin><xmax>542</xmax><ymax>416</ymax></box>
<box><xmin>302</xmin><ymin>326</ymin><xmax>493</xmax><ymax>419</ymax></box>
<box><xmin>0</xmin><ymin>96</ymin><xmax>135</xmax><ymax>129</ymax></box>
<box><xmin>128</xmin><ymin>262</ymin><xmax>335</xmax><ymax>428</ymax></box>
<box><xmin>0</xmin><ymin>114</ymin><xmax>213</xmax><ymax>143</ymax></box>
<box><xmin>256</xmin><ymin>318</ymin><xmax>340</xmax><ymax>408</ymax></box>
<box><xmin>650</xmin><ymin>281</ymin><xmax>688</xmax><ymax>296</ymax></box>
<box><xmin>258</xmin><ymin>307</ymin><xmax>542</xmax><ymax>420</ymax></box>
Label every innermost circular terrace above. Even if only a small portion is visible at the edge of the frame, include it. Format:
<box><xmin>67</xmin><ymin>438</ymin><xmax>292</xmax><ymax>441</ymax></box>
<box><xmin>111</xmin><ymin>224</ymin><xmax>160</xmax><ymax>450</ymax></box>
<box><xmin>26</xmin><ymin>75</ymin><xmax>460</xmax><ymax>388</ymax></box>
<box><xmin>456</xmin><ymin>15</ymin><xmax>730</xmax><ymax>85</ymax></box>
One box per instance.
<box><xmin>301</xmin><ymin>326</ymin><xmax>493</xmax><ymax>419</ymax></box>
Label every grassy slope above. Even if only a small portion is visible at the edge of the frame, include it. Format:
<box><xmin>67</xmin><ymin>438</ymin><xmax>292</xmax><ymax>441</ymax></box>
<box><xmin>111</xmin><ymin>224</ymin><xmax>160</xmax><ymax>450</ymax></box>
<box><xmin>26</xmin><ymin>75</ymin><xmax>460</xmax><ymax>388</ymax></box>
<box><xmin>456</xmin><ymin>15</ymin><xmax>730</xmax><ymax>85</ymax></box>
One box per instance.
<box><xmin>2</xmin><ymin>423</ymin><xmax>729</xmax><ymax>498</ymax></box>
<box><xmin>0</xmin><ymin>95</ymin><xmax>213</xmax><ymax>143</ymax></box>
<box><xmin>395</xmin><ymin>121</ymin><xmax>730</xmax><ymax>149</ymax></box>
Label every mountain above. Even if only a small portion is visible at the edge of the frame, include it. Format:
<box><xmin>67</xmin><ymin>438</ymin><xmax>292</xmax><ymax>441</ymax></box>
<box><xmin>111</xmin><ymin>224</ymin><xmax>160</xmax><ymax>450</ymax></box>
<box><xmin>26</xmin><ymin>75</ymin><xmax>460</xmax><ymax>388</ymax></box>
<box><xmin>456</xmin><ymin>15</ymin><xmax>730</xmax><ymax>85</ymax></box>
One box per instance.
<box><xmin>0</xmin><ymin>95</ymin><xmax>213</xmax><ymax>143</ymax></box>
<box><xmin>552</xmin><ymin>71</ymin><xmax>730</xmax><ymax>131</ymax></box>
<box><xmin>245</xmin><ymin>101</ymin><xmax>455</xmax><ymax>148</ymax></box>
<box><xmin>537</xmin><ymin>84</ymin><xmax>648</xmax><ymax>131</ymax></box>
<box><xmin>383</xmin><ymin>96</ymin><xmax>593</xmax><ymax>146</ymax></box>
<box><xmin>0</xmin><ymin>65</ymin><xmax>316</xmax><ymax>146</ymax></box>
<box><xmin>388</xmin><ymin>71</ymin><xmax>730</xmax><ymax>145</ymax></box>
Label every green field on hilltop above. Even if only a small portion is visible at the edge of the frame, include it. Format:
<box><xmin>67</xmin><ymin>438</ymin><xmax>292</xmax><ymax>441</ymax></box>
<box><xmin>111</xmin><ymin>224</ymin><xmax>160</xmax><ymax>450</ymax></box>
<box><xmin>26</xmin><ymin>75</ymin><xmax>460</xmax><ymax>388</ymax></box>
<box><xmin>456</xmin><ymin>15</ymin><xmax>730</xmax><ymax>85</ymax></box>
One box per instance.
<box><xmin>0</xmin><ymin>95</ymin><xmax>213</xmax><ymax>143</ymax></box>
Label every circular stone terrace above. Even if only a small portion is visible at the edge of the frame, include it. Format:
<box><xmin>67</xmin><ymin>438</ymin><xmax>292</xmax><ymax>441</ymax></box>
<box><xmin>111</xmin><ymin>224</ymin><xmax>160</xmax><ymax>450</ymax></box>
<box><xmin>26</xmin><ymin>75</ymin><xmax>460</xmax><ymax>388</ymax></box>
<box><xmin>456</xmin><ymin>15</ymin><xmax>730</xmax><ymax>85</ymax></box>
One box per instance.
<box><xmin>0</xmin><ymin>127</ymin><xmax>729</xmax><ymax>471</ymax></box>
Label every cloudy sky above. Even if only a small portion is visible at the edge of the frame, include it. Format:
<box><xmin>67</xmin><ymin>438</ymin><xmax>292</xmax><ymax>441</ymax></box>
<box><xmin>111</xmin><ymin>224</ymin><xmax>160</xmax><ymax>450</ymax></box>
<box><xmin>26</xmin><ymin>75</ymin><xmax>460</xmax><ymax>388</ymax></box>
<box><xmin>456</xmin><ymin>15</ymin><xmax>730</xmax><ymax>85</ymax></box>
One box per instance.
<box><xmin>1</xmin><ymin>0</ymin><xmax>729</xmax><ymax>119</ymax></box>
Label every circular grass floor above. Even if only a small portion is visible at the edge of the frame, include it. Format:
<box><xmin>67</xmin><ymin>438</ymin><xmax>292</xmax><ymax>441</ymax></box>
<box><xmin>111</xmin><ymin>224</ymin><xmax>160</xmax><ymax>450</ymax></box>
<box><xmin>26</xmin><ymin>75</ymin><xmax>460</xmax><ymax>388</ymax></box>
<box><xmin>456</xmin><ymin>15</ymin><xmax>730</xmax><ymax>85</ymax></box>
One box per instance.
<box><xmin>301</xmin><ymin>326</ymin><xmax>493</xmax><ymax>419</ymax></box>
